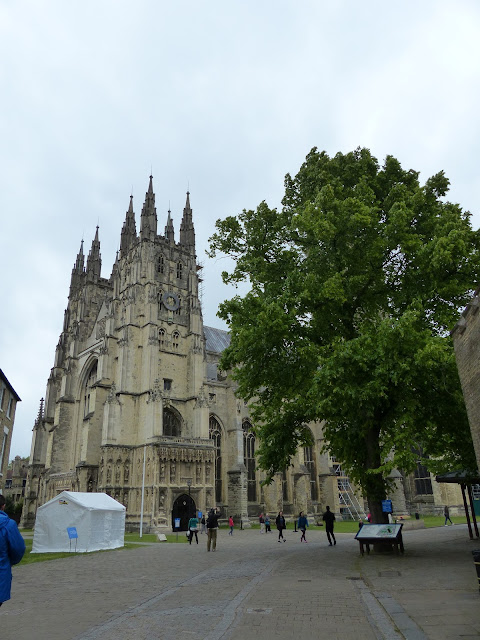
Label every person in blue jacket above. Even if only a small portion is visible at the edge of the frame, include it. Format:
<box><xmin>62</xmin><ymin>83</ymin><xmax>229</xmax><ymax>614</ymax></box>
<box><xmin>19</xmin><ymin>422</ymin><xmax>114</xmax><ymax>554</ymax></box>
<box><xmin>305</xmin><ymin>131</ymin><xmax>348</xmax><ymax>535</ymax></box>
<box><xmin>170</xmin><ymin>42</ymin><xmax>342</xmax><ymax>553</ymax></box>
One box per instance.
<box><xmin>0</xmin><ymin>495</ymin><xmax>26</xmax><ymax>606</ymax></box>
<box><xmin>297</xmin><ymin>511</ymin><xmax>309</xmax><ymax>543</ymax></box>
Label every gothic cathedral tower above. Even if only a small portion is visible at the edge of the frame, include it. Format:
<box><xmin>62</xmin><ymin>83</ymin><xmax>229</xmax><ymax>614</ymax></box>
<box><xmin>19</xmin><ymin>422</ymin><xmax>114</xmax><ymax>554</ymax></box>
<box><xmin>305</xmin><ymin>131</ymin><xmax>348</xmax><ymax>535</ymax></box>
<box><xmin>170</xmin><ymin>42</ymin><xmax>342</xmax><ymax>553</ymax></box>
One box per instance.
<box><xmin>22</xmin><ymin>178</ymin><xmax>231</xmax><ymax>529</ymax></box>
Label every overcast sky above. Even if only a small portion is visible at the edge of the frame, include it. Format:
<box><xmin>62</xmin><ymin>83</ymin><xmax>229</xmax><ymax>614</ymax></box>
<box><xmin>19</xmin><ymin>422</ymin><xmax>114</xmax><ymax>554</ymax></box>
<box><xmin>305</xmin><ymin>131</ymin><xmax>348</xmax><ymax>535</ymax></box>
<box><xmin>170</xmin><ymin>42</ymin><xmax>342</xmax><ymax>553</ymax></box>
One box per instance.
<box><xmin>1</xmin><ymin>1</ymin><xmax>480</xmax><ymax>461</ymax></box>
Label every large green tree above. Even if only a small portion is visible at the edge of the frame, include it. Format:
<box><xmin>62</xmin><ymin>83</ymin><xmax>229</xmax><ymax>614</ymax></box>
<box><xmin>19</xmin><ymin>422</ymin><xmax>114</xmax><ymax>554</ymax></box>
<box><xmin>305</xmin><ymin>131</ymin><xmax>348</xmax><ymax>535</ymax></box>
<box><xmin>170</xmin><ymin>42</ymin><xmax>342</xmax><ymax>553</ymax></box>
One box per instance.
<box><xmin>209</xmin><ymin>148</ymin><xmax>479</xmax><ymax>523</ymax></box>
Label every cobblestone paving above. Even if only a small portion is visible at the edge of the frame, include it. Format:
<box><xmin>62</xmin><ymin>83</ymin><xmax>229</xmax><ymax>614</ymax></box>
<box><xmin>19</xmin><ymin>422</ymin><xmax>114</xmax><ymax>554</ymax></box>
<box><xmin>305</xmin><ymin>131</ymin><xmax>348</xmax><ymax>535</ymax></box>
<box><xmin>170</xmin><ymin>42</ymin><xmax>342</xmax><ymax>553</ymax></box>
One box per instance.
<box><xmin>1</xmin><ymin>525</ymin><xmax>479</xmax><ymax>640</ymax></box>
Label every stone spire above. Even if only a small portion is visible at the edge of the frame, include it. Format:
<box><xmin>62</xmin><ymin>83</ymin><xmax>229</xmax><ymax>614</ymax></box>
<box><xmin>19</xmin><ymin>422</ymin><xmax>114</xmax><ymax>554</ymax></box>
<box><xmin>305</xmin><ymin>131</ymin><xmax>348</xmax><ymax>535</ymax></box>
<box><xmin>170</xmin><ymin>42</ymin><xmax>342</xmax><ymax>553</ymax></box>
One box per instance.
<box><xmin>74</xmin><ymin>240</ymin><xmax>85</xmax><ymax>272</ymax></box>
<box><xmin>165</xmin><ymin>208</ymin><xmax>175</xmax><ymax>244</ymax></box>
<box><xmin>86</xmin><ymin>227</ymin><xmax>102</xmax><ymax>279</ymax></box>
<box><xmin>180</xmin><ymin>191</ymin><xmax>196</xmax><ymax>252</ymax></box>
<box><xmin>69</xmin><ymin>240</ymin><xmax>85</xmax><ymax>295</ymax></box>
<box><xmin>33</xmin><ymin>398</ymin><xmax>45</xmax><ymax>430</ymax></box>
<box><xmin>140</xmin><ymin>175</ymin><xmax>158</xmax><ymax>240</ymax></box>
<box><xmin>120</xmin><ymin>195</ymin><xmax>137</xmax><ymax>255</ymax></box>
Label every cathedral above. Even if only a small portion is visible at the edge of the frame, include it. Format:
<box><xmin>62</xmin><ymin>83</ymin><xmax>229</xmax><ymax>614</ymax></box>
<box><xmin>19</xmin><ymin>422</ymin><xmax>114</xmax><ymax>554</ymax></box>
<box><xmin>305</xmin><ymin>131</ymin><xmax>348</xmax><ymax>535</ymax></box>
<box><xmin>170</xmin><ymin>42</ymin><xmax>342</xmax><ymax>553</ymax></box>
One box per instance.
<box><xmin>21</xmin><ymin>177</ymin><xmax>463</xmax><ymax>530</ymax></box>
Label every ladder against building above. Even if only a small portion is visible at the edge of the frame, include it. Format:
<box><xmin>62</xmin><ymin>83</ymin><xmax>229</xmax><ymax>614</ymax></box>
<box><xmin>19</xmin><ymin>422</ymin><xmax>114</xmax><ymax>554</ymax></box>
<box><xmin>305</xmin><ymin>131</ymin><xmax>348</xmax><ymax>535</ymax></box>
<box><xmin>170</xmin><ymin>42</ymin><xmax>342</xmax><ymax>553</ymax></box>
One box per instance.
<box><xmin>331</xmin><ymin>461</ymin><xmax>367</xmax><ymax>521</ymax></box>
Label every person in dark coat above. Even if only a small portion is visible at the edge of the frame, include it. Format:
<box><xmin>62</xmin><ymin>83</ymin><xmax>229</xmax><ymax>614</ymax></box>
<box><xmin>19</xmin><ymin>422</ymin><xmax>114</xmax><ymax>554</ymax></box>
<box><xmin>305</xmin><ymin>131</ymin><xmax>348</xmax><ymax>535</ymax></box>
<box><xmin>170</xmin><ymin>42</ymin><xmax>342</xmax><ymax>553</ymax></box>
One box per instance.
<box><xmin>444</xmin><ymin>505</ymin><xmax>453</xmax><ymax>526</ymax></box>
<box><xmin>206</xmin><ymin>509</ymin><xmax>219</xmax><ymax>551</ymax></box>
<box><xmin>275</xmin><ymin>511</ymin><xmax>286</xmax><ymax>542</ymax></box>
<box><xmin>0</xmin><ymin>495</ymin><xmax>26</xmax><ymax>606</ymax></box>
<box><xmin>322</xmin><ymin>505</ymin><xmax>336</xmax><ymax>546</ymax></box>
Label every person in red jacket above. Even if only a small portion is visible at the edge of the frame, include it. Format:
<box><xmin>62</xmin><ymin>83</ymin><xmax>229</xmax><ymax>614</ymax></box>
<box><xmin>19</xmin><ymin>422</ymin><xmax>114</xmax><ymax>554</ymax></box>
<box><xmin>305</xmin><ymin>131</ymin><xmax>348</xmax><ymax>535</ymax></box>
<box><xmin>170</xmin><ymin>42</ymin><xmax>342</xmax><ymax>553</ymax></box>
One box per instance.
<box><xmin>0</xmin><ymin>495</ymin><xmax>26</xmax><ymax>607</ymax></box>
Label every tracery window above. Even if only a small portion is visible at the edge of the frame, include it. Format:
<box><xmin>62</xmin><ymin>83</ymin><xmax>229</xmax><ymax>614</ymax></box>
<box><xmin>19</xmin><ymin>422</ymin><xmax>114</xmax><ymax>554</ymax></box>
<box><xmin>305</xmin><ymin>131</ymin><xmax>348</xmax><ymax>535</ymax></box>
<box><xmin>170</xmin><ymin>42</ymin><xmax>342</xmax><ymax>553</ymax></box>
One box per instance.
<box><xmin>157</xmin><ymin>255</ymin><xmax>165</xmax><ymax>274</ymax></box>
<box><xmin>304</xmin><ymin>436</ymin><xmax>318</xmax><ymax>501</ymax></box>
<box><xmin>176</xmin><ymin>261</ymin><xmax>183</xmax><ymax>279</ymax></box>
<box><xmin>159</xmin><ymin>328</ymin><xmax>165</xmax><ymax>348</ymax></box>
<box><xmin>414</xmin><ymin>463</ymin><xmax>433</xmax><ymax>495</ymax></box>
<box><xmin>83</xmin><ymin>362</ymin><xmax>97</xmax><ymax>418</ymax></box>
<box><xmin>282</xmin><ymin>469</ymin><xmax>288</xmax><ymax>501</ymax></box>
<box><xmin>163</xmin><ymin>408</ymin><xmax>181</xmax><ymax>437</ymax></box>
<box><xmin>172</xmin><ymin>331</ymin><xmax>180</xmax><ymax>351</ymax></box>
<box><xmin>243</xmin><ymin>420</ymin><xmax>256</xmax><ymax>502</ymax></box>
<box><xmin>209</xmin><ymin>416</ymin><xmax>222</xmax><ymax>504</ymax></box>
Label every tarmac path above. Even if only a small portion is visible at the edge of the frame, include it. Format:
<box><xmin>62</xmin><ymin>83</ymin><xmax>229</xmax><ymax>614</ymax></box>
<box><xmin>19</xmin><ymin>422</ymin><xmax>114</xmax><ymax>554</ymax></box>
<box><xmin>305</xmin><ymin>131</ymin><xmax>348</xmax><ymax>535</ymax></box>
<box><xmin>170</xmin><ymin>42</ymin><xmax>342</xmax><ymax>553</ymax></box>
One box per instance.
<box><xmin>1</xmin><ymin>524</ymin><xmax>479</xmax><ymax>640</ymax></box>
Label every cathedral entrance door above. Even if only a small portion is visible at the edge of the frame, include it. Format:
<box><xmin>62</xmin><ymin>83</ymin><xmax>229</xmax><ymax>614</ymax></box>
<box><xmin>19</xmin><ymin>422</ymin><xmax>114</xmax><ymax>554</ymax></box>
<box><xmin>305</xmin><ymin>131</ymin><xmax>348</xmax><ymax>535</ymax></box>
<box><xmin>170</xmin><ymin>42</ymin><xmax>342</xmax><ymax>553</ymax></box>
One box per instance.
<box><xmin>172</xmin><ymin>494</ymin><xmax>196</xmax><ymax>531</ymax></box>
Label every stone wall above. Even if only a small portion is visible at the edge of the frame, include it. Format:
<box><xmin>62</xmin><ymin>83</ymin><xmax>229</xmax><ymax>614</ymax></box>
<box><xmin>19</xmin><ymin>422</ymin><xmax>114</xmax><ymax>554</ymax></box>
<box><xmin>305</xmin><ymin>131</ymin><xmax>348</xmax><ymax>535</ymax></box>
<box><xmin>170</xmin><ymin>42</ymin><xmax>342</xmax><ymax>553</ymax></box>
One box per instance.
<box><xmin>452</xmin><ymin>290</ymin><xmax>480</xmax><ymax>471</ymax></box>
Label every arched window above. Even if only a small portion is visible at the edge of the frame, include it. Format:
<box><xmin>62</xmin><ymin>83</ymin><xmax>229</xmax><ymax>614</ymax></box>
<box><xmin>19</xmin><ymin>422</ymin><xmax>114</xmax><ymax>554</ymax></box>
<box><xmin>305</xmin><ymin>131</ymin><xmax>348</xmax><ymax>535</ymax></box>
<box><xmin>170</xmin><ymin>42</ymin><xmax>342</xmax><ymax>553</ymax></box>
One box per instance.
<box><xmin>159</xmin><ymin>328</ymin><xmax>165</xmax><ymax>349</ymax></box>
<box><xmin>243</xmin><ymin>420</ymin><xmax>256</xmax><ymax>502</ymax></box>
<box><xmin>157</xmin><ymin>255</ymin><xmax>165</xmax><ymax>274</ymax></box>
<box><xmin>163</xmin><ymin>408</ymin><xmax>181</xmax><ymax>437</ymax></box>
<box><xmin>414</xmin><ymin>462</ymin><xmax>433</xmax><ymax>495</ymax></box>
<box><xmin>282</xmin><ymin>469</ymin><xmax>288</xmax><ymax>501</ymax></box>
<box><xmin>304</xmin><ymin>442</ymin><xmax>318</xmax><ymax>501</ymax></box>
<box><xmin>209</xmin><ymin>416</ymin><xmax>222</xmax><ymax>504</ymax></box>
<box><xmin>172</xmin><ymin>331</ymin><xmax>180</xmax><ymax>351</ymax></box>
<box><xmin>83</xmin><ymin>362</ymin><xmax>97</xmax><ymax>418</ymax></box>
<box><xmin>176</xmin><ymin>261</ymin><xmax>183</xmax><ymax>279</ymax></box>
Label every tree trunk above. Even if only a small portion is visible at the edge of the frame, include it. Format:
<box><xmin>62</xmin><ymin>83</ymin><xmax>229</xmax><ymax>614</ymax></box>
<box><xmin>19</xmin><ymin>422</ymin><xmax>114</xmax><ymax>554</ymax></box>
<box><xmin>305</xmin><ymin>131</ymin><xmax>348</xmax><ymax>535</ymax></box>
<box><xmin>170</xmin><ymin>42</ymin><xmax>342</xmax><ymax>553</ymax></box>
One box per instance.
<box><xmin>364</xmin><ymin>423</ymin><xmax>388</xmax><ymax>525</ymax></box>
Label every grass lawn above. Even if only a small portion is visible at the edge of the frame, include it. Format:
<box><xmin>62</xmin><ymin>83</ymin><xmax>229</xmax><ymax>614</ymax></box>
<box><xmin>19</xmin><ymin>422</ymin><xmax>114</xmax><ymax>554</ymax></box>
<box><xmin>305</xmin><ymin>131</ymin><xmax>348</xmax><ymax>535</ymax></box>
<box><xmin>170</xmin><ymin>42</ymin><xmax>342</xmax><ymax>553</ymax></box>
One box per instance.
<box><xmin>125</xmin><ymin>532</ymin><xmax>188</xmax><ymax>544</ymax></box>
<box><xmin>17</xmin><ymin>531</ymin><xmax>188</xmax><ymax>565</ymax></box>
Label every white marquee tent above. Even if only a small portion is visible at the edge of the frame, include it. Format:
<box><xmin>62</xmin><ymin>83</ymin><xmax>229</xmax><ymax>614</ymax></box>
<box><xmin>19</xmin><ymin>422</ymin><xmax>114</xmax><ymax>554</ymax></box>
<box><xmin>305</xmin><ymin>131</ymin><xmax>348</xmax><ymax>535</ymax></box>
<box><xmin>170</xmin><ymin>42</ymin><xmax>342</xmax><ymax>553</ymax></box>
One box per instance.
<box><xmin>32</xmin><ymin>491</ymin><xmax>126</xmax><ymax>553</ymax></box>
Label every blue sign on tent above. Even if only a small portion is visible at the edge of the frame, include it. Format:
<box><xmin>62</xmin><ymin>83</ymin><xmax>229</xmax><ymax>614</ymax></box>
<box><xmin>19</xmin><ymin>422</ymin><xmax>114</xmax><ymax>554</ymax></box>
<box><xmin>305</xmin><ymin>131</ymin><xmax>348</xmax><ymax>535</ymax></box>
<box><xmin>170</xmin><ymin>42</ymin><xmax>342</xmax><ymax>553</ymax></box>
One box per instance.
<box><xmin>382</xmin><ymin>500</ymin><xmax>393</xmax><ymax>513</ymax></box>
<box><xmin>67</xmin><ymin>527</ymin><xmax>78</xmax><ymax>539</ymax></box>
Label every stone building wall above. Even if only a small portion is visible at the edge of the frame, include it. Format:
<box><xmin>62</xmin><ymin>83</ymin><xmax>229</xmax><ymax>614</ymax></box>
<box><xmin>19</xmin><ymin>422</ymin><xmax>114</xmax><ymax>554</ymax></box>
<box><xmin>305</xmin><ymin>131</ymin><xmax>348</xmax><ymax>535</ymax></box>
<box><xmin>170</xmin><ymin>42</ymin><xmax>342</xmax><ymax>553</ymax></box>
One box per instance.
<box><xmin>452</xmin><ymin>289</ymin><xmax>480</xmax><ymax>471</ymax></box>
<box><xmin>0</xmin><ymin>369</ymin><xmax>21</xmax><ymax>494</ymax></box>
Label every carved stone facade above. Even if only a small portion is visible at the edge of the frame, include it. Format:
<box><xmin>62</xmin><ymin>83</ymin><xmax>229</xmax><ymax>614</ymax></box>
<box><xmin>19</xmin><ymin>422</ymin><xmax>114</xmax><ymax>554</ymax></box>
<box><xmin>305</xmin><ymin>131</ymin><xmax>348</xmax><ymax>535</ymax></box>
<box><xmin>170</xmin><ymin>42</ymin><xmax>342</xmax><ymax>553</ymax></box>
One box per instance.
<box><xmin>21</xmin><ymin>177</ymin><xmax>461</xmax><ymax>530</ymax></box>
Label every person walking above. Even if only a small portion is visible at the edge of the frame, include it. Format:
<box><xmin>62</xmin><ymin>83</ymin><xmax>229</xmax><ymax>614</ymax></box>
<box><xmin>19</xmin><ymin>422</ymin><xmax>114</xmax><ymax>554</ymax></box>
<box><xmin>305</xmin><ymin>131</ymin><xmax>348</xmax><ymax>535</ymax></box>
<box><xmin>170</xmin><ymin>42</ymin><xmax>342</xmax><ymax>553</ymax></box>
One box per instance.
<box><xmin>188</xmin><ymin>514</ymin><xmax>199</xmax><ymax>544</ymax></box>
<box><xmin>200</xmin><ymin>514</ymin><xmax>206</xmax><ymax>534</ymax></box>
<box><xmin>0</xmin><ymin>495</ymin><xmax>26</xmax><ymax>607</ymax></box>
<box><xmin>298</xmin><ymin>511</ymin><xmax>309</xmax><ymax>542</ymax></box>
<box><xmin>259</xmin><ymin>513</ymin><xmax>265</xmax><ymax>534</ymax></box>
<box><xmin>228</xmin><ymin>515</ymin><xmax>234</xmax><ymax>535</ymax></box>
<box><xmin>322</xmin><ymin>505</ymin><xmax>336</xmax><ymax>546</ymax></box>
<box><xmin>265</xmin><ymin>513</ymin><xmax>271</xmax><ymax>533</ymax></box>
<box><xmin>276</xmin><ymin>511</ymin><xmax>286</xmax><ymax>542</ymax></box>
<box><xmin>206</xmin><ymin>508</ymin><xmax>219</xmax><ymax>551</ymax></box>
<box><xmin>444</xmin><ymin>505</ymin><xmax>453</xmax><ymax>526</ymax></box>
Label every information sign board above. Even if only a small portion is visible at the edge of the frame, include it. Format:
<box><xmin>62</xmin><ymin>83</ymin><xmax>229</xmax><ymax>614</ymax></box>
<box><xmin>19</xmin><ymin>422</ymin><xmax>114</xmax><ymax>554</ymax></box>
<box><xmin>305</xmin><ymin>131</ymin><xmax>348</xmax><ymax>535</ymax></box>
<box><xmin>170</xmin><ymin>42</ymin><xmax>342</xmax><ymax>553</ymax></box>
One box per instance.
<box><xmin>382</xmin><ymin>499</ymin><xmax>393</xmax><ymax>513</ymax></box>
<box><xmin>355</xmin><ymin>524</ymin><xmax>401</xmax><ymax>540</ymax></box>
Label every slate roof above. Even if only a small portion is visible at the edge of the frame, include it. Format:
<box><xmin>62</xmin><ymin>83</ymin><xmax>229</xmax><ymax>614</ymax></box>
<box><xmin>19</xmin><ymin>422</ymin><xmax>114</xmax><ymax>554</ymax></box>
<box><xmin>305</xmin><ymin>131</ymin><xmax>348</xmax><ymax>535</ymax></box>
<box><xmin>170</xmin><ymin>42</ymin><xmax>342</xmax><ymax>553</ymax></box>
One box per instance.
<box><xmin>204</xmin><ymin>326</ymin><xmax>230</xmax><ymax>354</ymax></box>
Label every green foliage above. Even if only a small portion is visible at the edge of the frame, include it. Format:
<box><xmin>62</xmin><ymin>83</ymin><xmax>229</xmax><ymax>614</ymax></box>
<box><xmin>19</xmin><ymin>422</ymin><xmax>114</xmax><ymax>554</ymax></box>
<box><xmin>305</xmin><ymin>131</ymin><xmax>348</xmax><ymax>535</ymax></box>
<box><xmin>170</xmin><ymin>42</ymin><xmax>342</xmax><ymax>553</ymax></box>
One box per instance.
<box><xmin>209</xmin><ymin>148</ymin><xmax>480</xmax><ymax>517</ymax></box>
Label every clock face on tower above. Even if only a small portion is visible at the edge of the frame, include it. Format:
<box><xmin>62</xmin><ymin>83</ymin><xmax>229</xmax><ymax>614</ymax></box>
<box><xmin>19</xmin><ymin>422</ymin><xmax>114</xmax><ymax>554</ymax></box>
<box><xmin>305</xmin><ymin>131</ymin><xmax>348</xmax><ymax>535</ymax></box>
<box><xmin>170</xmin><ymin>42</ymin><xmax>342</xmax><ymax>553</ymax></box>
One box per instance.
<box><xmin>162</xmin><ymin>291</ymin><xmax>180</xmax><ymax>311</ymax></box>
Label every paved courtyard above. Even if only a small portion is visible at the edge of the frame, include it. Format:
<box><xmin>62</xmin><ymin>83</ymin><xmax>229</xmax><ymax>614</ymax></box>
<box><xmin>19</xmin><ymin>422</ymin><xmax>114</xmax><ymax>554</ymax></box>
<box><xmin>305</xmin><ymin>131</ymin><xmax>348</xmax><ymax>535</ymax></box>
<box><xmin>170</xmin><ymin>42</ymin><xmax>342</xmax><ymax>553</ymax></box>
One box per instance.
<box><xmin>1</xmin><ymin>524</ymin><xmax>479</xmax><ymax>640</ymax></box>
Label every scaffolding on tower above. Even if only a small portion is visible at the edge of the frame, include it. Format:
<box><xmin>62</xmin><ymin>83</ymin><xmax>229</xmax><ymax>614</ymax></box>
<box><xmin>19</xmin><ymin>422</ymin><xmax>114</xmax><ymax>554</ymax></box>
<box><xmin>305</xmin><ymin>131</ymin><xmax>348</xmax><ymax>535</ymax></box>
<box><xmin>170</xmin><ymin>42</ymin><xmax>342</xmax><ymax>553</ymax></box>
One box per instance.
<box><xmin>331</xmin><ymin>460</ymin><xmax>367</xmax><ymax>521</ymax></box>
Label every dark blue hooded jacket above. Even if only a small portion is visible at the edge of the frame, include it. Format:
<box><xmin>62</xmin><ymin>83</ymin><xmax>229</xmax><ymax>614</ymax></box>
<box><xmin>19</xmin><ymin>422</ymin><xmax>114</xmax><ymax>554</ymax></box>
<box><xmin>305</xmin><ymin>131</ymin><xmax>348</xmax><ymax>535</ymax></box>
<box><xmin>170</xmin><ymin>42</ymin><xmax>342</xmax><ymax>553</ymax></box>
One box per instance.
<box><xmin>0</xmin><ymin>509</ymin><xmax>26</xmax><ymax>603</ymax></box>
